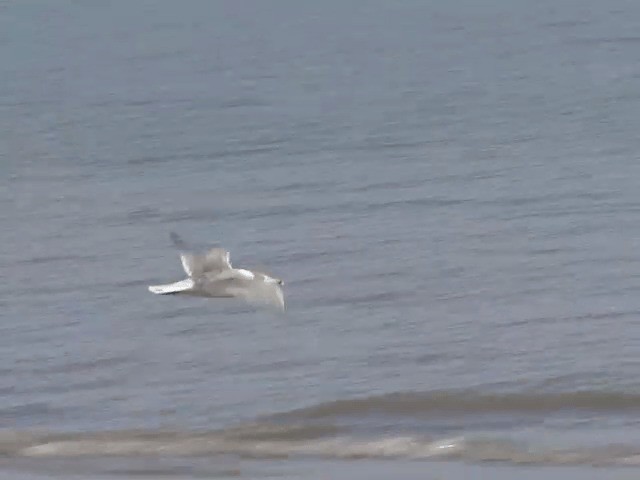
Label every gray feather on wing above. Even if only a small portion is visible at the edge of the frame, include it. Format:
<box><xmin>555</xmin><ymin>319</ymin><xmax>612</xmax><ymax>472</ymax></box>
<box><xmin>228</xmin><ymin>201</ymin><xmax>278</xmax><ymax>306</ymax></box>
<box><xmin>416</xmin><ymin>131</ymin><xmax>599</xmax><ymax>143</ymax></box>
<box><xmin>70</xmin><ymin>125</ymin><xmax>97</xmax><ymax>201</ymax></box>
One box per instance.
<box><xmin>170</xmin><ymin>232</ymin><xmax>232</xmax><ymax>277</ymax></box>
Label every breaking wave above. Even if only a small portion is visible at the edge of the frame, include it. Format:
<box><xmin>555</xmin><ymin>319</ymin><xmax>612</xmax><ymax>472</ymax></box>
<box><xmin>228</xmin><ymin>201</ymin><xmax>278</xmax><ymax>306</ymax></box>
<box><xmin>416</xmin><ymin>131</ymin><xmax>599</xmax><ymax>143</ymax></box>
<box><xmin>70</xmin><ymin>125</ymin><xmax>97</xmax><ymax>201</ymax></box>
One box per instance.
<box><xmin>268</xmin><ymin>390</ymin><xmax>640</xmax><ymax>419</ymax></box>
<box><xmin>2</xmin><ymin>390</ymin><xmax>640</xmax><ymax>466</ymax></box>
<box><xmin>1</xmin><ymin>428</ymin><xmax>639</xmax><ymax>467</ymax></box>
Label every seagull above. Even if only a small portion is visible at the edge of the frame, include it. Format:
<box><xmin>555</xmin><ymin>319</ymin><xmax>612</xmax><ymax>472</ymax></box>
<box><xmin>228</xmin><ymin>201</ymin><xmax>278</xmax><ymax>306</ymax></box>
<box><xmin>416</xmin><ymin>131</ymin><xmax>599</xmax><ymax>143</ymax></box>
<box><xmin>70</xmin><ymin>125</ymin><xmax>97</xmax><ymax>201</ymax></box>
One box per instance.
<box><xmin>148</xmin><ymin>232</ymin><xmax>285</xmax><ymax>311</ymax></box>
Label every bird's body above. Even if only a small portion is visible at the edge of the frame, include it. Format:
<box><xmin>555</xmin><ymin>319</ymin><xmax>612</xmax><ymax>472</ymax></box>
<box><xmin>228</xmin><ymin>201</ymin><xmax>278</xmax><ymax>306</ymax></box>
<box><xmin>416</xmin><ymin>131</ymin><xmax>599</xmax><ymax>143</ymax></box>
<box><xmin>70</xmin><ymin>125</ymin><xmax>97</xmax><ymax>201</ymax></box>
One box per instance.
<box><xmin>148</xmin><ymin>232</ymin><xmax>285</xmax><ymax>311</ymax></box>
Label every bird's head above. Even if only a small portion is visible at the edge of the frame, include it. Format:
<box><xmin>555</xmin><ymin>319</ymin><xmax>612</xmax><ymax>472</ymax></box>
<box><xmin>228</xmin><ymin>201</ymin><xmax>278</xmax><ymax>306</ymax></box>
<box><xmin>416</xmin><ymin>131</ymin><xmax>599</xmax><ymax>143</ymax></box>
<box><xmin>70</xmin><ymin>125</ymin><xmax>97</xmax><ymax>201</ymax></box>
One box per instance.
<box><xmin>257</xmin><ymin>272</ymin><xmax>284</xmax><ymax>286</ymax></box>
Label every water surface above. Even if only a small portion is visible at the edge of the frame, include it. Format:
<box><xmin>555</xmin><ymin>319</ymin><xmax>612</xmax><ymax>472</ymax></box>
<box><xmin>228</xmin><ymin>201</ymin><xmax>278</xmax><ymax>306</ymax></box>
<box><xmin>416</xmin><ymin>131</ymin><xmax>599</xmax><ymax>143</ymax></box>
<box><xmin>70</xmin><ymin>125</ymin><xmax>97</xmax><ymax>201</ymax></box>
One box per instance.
<box><xmin>2</xmin><ymin>0</ymin><xmax>640</xmax><ymax>478</ymax></box>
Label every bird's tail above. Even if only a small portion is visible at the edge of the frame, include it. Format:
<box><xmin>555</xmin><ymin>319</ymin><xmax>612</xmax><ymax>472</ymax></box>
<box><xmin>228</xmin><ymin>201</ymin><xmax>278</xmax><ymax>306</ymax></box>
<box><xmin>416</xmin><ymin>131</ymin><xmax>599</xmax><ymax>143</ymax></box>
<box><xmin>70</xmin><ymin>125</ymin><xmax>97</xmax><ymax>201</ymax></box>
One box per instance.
<box><xmin>148</xmin><ymin>278</ymin><xmax>194</xmax><ymax>295</ymax></box>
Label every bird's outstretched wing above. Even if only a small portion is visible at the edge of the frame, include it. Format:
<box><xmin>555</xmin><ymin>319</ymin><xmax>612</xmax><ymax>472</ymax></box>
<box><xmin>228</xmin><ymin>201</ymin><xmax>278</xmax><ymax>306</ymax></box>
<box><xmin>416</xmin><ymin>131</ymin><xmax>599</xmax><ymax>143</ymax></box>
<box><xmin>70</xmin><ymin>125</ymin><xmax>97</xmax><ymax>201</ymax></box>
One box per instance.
<box><xmin>208</xmin><ymin>269</ymin><xmax>285</xmax><ymax>311</ymax></box>
<box><xmin>170</xmin><ymin>232</ymin><xmax>232</xmax><ymax>278</ymax></box>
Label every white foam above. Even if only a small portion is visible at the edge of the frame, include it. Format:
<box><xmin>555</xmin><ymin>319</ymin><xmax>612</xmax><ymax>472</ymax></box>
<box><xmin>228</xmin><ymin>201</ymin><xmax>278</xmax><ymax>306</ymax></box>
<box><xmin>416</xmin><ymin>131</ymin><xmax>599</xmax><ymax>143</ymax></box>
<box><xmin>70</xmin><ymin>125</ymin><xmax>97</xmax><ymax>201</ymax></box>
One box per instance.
<box><xmin>12</xmin><ymin>433</ymin><xmax>640</xmax><ymax>467</ymax></box>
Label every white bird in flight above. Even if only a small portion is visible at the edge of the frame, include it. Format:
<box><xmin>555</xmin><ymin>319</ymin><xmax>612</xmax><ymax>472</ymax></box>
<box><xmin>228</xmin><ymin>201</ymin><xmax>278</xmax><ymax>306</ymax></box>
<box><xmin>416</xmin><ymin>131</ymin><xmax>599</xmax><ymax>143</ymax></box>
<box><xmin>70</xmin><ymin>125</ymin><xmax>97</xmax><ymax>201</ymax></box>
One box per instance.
<box><xmin>148</xmin><ymin>232</ymin><xmax>285</xmax><ymax>311</ymax></box>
